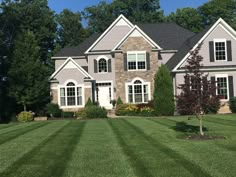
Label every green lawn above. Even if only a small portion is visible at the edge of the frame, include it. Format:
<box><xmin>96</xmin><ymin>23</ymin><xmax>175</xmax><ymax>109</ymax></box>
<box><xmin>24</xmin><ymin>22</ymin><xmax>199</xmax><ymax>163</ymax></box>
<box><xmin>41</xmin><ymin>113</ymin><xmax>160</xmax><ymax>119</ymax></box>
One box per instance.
<box><xmin>0</xmin><ymin>115</ymin><xmax>235</xmax><ymax>177</ymax></box>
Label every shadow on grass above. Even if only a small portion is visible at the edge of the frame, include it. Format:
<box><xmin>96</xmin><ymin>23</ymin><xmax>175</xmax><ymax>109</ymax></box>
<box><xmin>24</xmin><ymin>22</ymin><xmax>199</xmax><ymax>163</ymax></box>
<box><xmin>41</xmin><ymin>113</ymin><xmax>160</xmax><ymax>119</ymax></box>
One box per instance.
<box><xmin>172</xmin><ymin>121</ymin><xmax>208</xmax><ymax>134</ymax></box>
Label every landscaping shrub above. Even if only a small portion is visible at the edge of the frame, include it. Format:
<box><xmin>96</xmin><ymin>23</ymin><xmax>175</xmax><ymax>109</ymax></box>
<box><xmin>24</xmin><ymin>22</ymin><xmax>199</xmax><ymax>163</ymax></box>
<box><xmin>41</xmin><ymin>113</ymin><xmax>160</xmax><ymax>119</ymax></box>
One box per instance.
<box><xmin>116</xmin><ymin>96</ymin><xmax>123</xmax><ymax>105</ymax></box>
<box><xmin>62</xmin><ymin>111</ymin><xmax>75</xmax><ymax>118</ymax></box>
<box><xmin>76</xmin><ymin>106</ymin><xmax>107</xmax><ymax>119</ymax></box>
<box><xmin>139</xmin><ymin>107</ymin><xmax>155</xmax><ymax>117</ymax></box>
<box><xmin>229</xmin><ymin>97</ymin><xmax>236</xmax><ymax>113</ymax></box>
<box><xmin>153</xmin><ymin>64</ymin><xmax>175</xmax><ymax>116</ymax></box>
<box><xmin>17</xmin><ymin>111</ymin><xmax>34</xmax><ymax>122</ymax></box>
<box><xmin>45</xmin><ymin>103</ymin><xmax>62</xmax><ymax>117</ymax></box>
<box><xmin>203</xmin><ymin>97</ymin><xmax>221</xmax><ymax>114</ymax></box>
<box><xmin>136</xmin><ymin>100</ymin><xmax>154</xmax><ymax>110</ymax></box>
<box><xmin>85</xmin><ymin>98</ymin><xmax>93</xmax><ymax>107</ymax></box>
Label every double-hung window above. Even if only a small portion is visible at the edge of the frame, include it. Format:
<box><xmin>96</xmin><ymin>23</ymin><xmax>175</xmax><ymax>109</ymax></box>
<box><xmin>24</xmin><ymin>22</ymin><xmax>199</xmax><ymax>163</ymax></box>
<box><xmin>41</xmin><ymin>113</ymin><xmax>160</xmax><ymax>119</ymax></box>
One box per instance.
<box><xmin>127</xmin><ymin>51</ymin><xmax>146</xmax><ymax>71</ymax></box>
<box><xmin>127</xmin><ymin>79</ymin><xmax>150</xmax><ymax>103</ymax></box>
<box><xmin>60</xmin><ymin>82</ymin><xmax>83</xmax><ymax>107</ymax></box>
<box><xmin>216</xmin><ymin>75</ymin><xmax>229</xmax><ymax>100</ymax></box>
<box><xmin>214</xmin><ymin>39</ymin><xmax>227</xmax><ymax>61</ymax></box>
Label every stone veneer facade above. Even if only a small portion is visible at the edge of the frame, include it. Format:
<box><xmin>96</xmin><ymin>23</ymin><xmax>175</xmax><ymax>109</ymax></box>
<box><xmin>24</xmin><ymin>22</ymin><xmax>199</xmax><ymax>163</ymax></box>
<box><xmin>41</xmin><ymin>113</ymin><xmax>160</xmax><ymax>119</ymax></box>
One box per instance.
<box><xmin>114</xmin><ymin>37</ymin><xmax>159</xmax><ymax>102</ymax></box>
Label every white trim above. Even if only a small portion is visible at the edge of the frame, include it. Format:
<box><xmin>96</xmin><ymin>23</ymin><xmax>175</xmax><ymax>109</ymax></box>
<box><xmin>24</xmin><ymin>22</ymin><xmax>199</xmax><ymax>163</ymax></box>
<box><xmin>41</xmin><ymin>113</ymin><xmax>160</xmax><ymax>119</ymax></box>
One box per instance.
<box><xmin>96</xmin><ymin>55</ymin><xmax>109</xmax><ymax>74</ymax></box>
<box><xmin>58</xmin><ymin>82</ymin><xmax>85</xmax><ymax>108</ymax></box>
<box><xmin>112</xmin><ymin>25</ymin><xmax>162</xmax><ymax>51</ymax></box>
<box><xmin>173</xmin><ymin>18</ymin><xmax>236</xmax><ymax>72</ymax></box>
<box><xmin>51</xmin><ymin>56</ymin><xmax>85</xmax><ymax>60</ymax></box>
<box><xmin>127</xmin><ymin>51</ymin><xmax>147</xmax><ymax>71</ymax></box>
<box><xmin>215</xmin><ymin>74</ymin><xmax>229</xmax><ymax>101</ymax></box>
<box><xmin>160</xmin><ymin>50</ymin><xmax>178</xmax><ymax>53</ymax></box>
<box><xmin>49</xmin><ymin>57</ymin><xmax>93</xmax><ymax>80</ymax></box>
<box><xmin>125</xmin><ymin>78</ymin><xmax>151</xmax><ymax>103</ymax></box>
<box><xmin>173</xmin><ymin>67</ymin><xmax>236</xmax><ymax>73</ymax></box>
<box><xmin>213</xmin><ymin>38</ymin><xmax>227</xmax><ymax>62</ymax></box>
<box><xmin>95</xmin><ymin>81</ymin><xmax>114</xmax><ymax>108</ymax></box>
<box><xmin>85</xmin><ymin>14</ymin><xmax>133</xmax><ymax>54</ymax></box>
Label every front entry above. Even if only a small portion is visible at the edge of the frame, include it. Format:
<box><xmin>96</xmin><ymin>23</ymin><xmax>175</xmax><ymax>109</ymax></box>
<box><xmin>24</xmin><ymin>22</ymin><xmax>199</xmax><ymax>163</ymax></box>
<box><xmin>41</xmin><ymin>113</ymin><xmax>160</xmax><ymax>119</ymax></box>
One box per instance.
<box><xmin>96</xmin><ymin>82</ymin><xmax>113</xmax><ymax>109</ymax></box>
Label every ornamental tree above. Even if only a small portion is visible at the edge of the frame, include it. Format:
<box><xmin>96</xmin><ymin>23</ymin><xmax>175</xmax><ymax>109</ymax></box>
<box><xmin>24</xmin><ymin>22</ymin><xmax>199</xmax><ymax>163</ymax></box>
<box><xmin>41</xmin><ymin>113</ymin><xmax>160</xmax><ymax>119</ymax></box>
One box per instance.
<box><xmin>154</xmin><ymin>64</ymin><xmax>175</xmax><ymax>116</ymax></box>
<box><xmin>176</xmin><ymin>44</ymin><xmax>220</xmax><ymax>136</ymax></box>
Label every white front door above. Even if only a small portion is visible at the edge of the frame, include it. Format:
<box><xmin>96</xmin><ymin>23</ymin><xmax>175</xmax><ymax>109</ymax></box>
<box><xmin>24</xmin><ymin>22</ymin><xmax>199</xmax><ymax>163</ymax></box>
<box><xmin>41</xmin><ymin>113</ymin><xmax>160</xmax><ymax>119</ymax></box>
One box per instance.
<box><xmin>97</xmin><ymin>86</ymin><xmax>112</xmax><ymax>109</ymax></box>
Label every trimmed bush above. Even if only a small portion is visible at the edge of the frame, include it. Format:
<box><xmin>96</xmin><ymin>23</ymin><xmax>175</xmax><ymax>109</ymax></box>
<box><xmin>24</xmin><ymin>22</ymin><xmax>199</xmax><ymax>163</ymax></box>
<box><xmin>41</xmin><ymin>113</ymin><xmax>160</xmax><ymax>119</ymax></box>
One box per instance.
<box><xmin>153</xmin><ymin>64</ymin><xmax>174</xmax><ymax>116</ymax></box>
<box><xmin>85</xmin><ymin>98</ymin><xmax>93</xmax><ymax>107</ymax></box>
<box><xmin>229</xmin><ymin>97</ymin><xmax>236</xmax><ymax>113</ymax></box>
<box><xmin>76</xmin><ymin>106</ymin><xmax>107</xmax><ymax>119</ymax></box>
<box><xmin>62</xmin><ymin>112</ymin><xmax>75</xmax><ymax>118</ymax></box>
<box><xmin>17</xmin><ymin>111</ymin><xmax>34</xmax><ymax>122</ymax></box>
<box><xmin>45</xmin><ymin>103</ymin><xmax>62</xmax><ymax>118</ymax></box>
<box><xmin>116</xmin><ymin>96</ymin><xmax>123</xmax><ymax>105</ymax></box>
<box><xmin>115</xmin><ymin>104</ymin><xmax>154</xmax><ymax>116</ymax></box>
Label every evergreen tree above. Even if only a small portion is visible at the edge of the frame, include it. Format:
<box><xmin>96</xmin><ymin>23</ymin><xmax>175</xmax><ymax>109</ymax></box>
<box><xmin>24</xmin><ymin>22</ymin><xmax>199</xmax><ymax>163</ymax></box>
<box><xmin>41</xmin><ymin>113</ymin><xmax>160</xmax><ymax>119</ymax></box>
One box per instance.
<box><xmin>153</xmin><ymin>64</ymin><xmax>174</xmax><ymax>116</ymax></box>
<box><xmin>176</xmin><ymin>45</ymin><xmax>220</xmax><ymax>136</ymax></box>
<box><xmin>8</xmin><ymin>31</ymin><xmax>50</xmax><ymax>111</ymax></box>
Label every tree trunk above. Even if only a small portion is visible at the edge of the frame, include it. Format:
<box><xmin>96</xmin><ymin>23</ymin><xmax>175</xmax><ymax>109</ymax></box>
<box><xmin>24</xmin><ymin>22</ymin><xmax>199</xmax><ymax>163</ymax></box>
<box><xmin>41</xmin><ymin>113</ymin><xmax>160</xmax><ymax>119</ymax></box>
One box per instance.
<box><xmin>23</xmin><ymin>104</ymin><xmax>27</xmax><ymax>112</ymax></box>
<box><xmin>199</xmin><ymin>116</ymin><xmax>204</xmax><ymax>136</ymax></box>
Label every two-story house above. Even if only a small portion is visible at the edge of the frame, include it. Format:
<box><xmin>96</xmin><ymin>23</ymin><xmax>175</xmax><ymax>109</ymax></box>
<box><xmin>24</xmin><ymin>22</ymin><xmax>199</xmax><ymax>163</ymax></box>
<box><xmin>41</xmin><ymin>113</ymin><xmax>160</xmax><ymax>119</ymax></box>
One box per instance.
<box><xmin>49</xmin><ymin>15</ymin><xmax>236</xmax><ymax>113</ymax></box>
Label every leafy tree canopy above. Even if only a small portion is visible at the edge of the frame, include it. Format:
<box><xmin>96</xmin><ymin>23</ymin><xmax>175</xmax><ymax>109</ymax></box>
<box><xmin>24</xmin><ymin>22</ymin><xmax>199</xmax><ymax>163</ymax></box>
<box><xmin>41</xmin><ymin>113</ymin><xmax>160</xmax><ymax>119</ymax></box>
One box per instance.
<box><xmin>199</xmin><ymin>0</ymin><xmax>236</xmax><ymax>29</ymax></box>
<box><xmin>8</xmin><ymin>31</ymin><xmax>50</xmax><ymax>111</ymax></box>
<box><xmin>56</xmin><ymin>9</ymin><xmax>89</xmax><ymax>47</ymax></box>
<box><xmin>166</xmin><ymin>8</ymin><xmax>204</xmax><ymax>33</ymax></box>
<box><xmin>83</xmin><ymin>0</ymin><xmax>164</xmax><ymax>33</ymax></box>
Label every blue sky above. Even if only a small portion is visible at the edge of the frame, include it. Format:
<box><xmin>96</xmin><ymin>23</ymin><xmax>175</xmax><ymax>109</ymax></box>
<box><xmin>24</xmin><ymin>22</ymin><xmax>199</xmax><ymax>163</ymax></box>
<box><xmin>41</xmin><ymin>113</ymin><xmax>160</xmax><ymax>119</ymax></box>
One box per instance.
<box><xmin>48</xmin><ymin>0</ymin><xmax>208</xmax><ymax>15</ymax></box>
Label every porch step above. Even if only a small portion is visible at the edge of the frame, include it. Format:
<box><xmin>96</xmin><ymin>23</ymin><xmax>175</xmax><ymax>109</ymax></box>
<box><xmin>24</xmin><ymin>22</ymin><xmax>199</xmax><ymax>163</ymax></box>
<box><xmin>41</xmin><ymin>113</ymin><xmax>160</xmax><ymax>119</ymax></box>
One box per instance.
<box><xmin>107</xmin><ymin>109</ymin><xmax>116</xmax><ymax>118</ymax></box>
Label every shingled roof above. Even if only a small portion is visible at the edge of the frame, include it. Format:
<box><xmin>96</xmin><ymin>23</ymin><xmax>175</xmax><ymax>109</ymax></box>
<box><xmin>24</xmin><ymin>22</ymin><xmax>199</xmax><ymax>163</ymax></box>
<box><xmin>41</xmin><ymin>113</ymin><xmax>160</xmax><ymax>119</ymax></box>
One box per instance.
<box><xmin>53</xmin><ymin>34</ymin><xmax>100</xmax><ymax>57</ymax></box>
<box><xmin>166</xmin><ymin>24</ymin><xmax>214</xmax><ymax>71</ymax></box>
<box><xmin>138</xmin><ymin>23</ymin><xmax>195</xmax><ymax>50</ymax></box>
<box><xmin>54</xmin><ymin>23</ymin><xmax>195</xmax><ymax>57</ymax></box>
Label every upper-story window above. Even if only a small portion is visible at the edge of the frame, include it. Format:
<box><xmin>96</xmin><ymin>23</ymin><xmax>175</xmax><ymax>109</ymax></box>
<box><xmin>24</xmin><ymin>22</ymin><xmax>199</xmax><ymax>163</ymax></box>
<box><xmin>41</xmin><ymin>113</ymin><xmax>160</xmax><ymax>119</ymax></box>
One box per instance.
<box><xmin>214</xmin><ymin>39</ymin><xmax>227</xmax><ymax>61</ymax></box>
<box><xmin>60</xmin><ymin>81</ymin><xmax>83</xmax><ymax>107</ymax></box>
<box><xmin>127</xmin><ymin>51</ymin><xmax>146</xmax><ymax>71</ymax></box>
<box><xmin>98</xmin><ymin>58</ymin><xmax>108</xmax><ymax>73</ymax></box>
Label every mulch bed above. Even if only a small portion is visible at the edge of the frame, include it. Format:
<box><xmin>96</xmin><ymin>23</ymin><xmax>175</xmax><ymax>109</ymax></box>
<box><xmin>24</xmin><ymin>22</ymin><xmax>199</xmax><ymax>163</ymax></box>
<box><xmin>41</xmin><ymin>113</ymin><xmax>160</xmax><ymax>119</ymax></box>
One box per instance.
<box><xmin>185</xmin><ymin>134</ymin><xmax>226</xmax><ymax>140</ymax></box>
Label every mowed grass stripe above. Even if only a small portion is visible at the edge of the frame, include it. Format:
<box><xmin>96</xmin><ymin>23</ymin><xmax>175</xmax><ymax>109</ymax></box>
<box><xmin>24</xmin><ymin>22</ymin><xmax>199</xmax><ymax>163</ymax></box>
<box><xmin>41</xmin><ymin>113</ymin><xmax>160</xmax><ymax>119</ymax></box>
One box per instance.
<box><xmin>122</xmin><ymin>119</ymin><xmax>213</xmax><ymax>177</ymax></box>
<box><xmin>0</xmin><ymin>122</ymin><xmax>36</xmax><ymax>135</ymax></box>
<box><xmin>0</xmin><ymin>121</ymin><xmax>69</xmax><ymax>173</ymax></box>
<box><xmin>0</xmin><ymin>123</ymin><xmax>19</xmax><ymax>130</ymax></box>
<box><xmin>0</xmin><ymin>122</ymin><xmax>49</xmax><ymax>145</ymax></box>
<box><xmin>0</xmin><ymin>121</ymin><xmax>86</xmax><ymax>177</ymax></box>
<box><xmin>62</xmin><ymin>120</ymin><xmax>135</xmax><ymax>177</ymax></box>
<box><xmin>108</xmin><ymin>120</ymin><xmax>154</xmax><ymax>177</ymax></box>
<box><xmin>128</xmin><ymin>118</ymin><xmax>236</xmax><ymax>177</ymax></box>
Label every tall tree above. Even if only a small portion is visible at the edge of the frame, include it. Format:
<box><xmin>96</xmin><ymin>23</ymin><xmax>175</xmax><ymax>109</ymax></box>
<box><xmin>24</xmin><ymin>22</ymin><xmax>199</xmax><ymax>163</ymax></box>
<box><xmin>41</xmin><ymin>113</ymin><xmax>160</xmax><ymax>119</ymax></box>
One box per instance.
<box><xmin>166</xmin><ymin>8</ymin><xmax>204</xmax><ymax>33</ymax></box>
<box><xmin>8</xmin><ymin>31</ymin><xmax>50</xmax><ymax>111</ymax></box>
<box><xmin>199</xmin><ymin>0</ymin><xmax>236</xmax><ymax>29</ymax></box>
<box><xmin>56</xmin><ymin>9</ymin><xmax>89</xmax><ymax>47</ymax></box>
<box><xmin>153</xmin><ymin>64</ymin><xmax>175</xmax><ymax>116</ymax></box>
<box><xmin>83</xmin><ymin>0</ymin><xmax>164</xmax><ymax>33</ymax></box>
<box><xmin>176</xmin><ymin>45</ymin><xmax>220</xmax><ymax>136</ymax></box>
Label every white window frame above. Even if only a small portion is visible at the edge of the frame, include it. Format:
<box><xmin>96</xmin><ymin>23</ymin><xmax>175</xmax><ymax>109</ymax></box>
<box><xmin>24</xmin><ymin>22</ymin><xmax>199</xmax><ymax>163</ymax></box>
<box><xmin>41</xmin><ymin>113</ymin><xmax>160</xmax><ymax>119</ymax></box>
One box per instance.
<box><xmin>215</xmin><ymin>74</ymin><xmax>229</xmax><ymax>101</ymax></box>
<box><xmin>97</xmin><ymin>56</ymin><xmax>109</xmax><ymax>73</ymax></box>
<box><xmin>214</xmin><ymin>39</ymin><xmax>227</xmax><ymax>61</ymax></box>
<box><xmin>127</xmin><ymin>51</ymin><xmax>147</xmax><ymax>71</ymax></box>
<box><xmin>58</xmin><ymin>80</ymin><xmax>85</xmax><ymax>108</ymax></box>
<box><xmin>125</xmin><ymin>78</ymin><xmax>151</xmax><ymax>104</ymax></box>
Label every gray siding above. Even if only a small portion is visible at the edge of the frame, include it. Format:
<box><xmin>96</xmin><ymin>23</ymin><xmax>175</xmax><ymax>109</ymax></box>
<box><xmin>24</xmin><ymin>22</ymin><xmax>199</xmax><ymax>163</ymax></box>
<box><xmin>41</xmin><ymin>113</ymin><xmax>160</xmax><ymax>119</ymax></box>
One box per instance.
<box><xmin>175</xmin><ymin>71</ymin><xmax>236</xmax><ymax>97</ymax></box>
<box><xmin>160</xmin><ymin>52</ymin><xmax>175</xmax><ymax>64</ymax></box>
<box><xmin>92</xmin><ymin>26</ymin><xmax>131</xmax><ymax>51</ymax></box>
<box><xmin>55</xmin><ymin>68</ymin><xmax>86</xmax><ymax>85</ymax></box>
<box><xmin>181</xmin><ymin>25</ymin><xmax>236</xmax><ymax>67</ymax></box>
<box><xmin>55</xmin><ymin>58</ymin><xmax>88</xmax><ymax>70</ymax></box>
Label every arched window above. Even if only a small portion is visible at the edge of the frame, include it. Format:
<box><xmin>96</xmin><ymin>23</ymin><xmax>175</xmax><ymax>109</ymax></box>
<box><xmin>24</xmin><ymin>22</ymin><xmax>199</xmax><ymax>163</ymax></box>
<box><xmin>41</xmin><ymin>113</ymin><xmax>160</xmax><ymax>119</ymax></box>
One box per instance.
<box><xmin>60</xmin><ymin>81</ymin><xmax>83</xmax><ymax>107</ymax></box>
<box><xmin>98</xmin><ymin>58</ymin><xmax>108</xmax><ymax>73</ymax></box>
<box><xmin>127</xmin><ymin>79</ymin><xmax>150</xmax><ymax>103</ymax></box>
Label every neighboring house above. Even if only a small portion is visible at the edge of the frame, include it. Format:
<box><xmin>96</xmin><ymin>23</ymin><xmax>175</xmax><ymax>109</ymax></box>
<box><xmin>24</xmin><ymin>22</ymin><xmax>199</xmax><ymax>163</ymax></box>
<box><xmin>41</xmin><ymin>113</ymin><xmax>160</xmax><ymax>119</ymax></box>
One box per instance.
<box><xmin>50</xmin><ymin>15</ymin><xmax>236</xmax><ymax>113</ymax></box>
